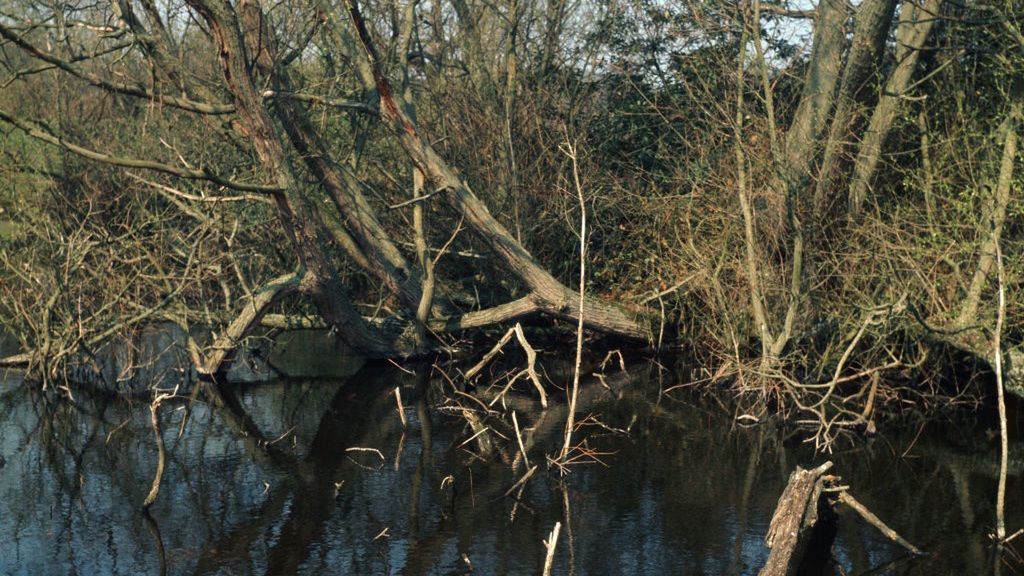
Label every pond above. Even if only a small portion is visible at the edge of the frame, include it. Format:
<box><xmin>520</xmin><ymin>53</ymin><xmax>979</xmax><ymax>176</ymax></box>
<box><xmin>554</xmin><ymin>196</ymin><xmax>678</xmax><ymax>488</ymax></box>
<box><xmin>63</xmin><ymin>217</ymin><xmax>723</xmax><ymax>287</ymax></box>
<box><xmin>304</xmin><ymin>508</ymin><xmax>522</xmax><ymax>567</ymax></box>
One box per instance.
<box><xmin>0</xmin><ymin>360</ymin><xmax>1021</xmax><ymax>575</ymax></box>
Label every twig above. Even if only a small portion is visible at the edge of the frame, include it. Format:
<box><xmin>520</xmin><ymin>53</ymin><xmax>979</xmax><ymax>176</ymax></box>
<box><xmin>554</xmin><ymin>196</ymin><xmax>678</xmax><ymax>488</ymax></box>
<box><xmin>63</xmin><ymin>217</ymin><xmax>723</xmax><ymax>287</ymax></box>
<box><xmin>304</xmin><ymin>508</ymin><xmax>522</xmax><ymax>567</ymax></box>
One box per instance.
<box><xmin>542</xmin><ymin>521</ymin><xmax>562</xmax><ymax>576</ymax></box>
<box><xmin>598</xmin><ymin>349</ymin><xmax>627</xmax><ymax>372</ymax></box>
<box><xmin>512</xmin><ymin>410</ymin><xmax>530</xmax><ymax>469</ymax></box>
<box><xmin>265</xmin><ymin>426</ymin><xmax>296</xmax><ymax>446</ymax></box>
<box><xmin>457</xmin><ymin>409</ymin><xmax>493</xmax><ymax>457</ymax></box>
<box><xmin>503</xmin><ymin>464</ymin><xmax>538</xmax><ymax>498</ymax></box>
<box><xmin>464</xmin><ymin>327</ymin><xmax>515</xmax><ymax>380</ymax></box>
<box><xmin>431</xmin><ymin>216</ymin><xmax>465</xmax><ymax>267</ymax></box>
<box><xmin>0</xmin><ymin>109</ymin><xmax>281</xmax><ymax>193</ymax></box>
<box><xmin>105</xmin><ymin>417</ymin><xmax>131</xmax><ymax>444</ymax></box>
<box><xmin>142</xmin><ymin>388</ymin><xmax>176</xmax><ymax>510</ymax></box>
<box><xmin>464</xmin><ymin>323</ymin><xmax>548</xmax><ymax>408</ymax></box>
<box><xmin>127</xmin><ymin>172</ymin><xmax>273</xmax><ymax>204</ymax></box>
<box><xmin>260</xmin><ymin>90</ymin><xmax>375</xmax><ymax>115</ymax></box>
<box><xmin>0</xmin><ymin>351</ymin><xmax>30</xmax><ymax>366</ymax></box>
<box><xmin>558</xmin><ymin>135</ymin><xmax>586</xmax><ymax>466</ymax></box>
<box><xmin>814</xmin><ymin>303</ymin><xmax>900</xmax><ymax>408</ymax></box>
<box><xmin>387</xmin><ymin>189</ymin><xmax>439</xmax><ymax>209</ymax></box>
<box><xmin>393</xmin><ymin>432</ymin><xmax>406</xmax><ymax>471</ymax></box>
<box><xmin>345</xmin><ymin>446</ymin><xmax>386</xmax><ymax>459</ymax></box>
<box><xmin>394</xmin><ymin>386</ymin><xmax>408</xmax><ymax>428</ymax></box>
<box><xmin>345</xmin><ymin>447</ymin><xmax>386</xmax><ymax>470</ymax></box>
<box><xmin>640</xmin><ymin>274</ymin><xmax>696</xmax><ymax>304</ymax></box>
<box><xmin>513</xmin><ymin>324</ymin><xmax>547</xmax><ymax>408</ymax></box>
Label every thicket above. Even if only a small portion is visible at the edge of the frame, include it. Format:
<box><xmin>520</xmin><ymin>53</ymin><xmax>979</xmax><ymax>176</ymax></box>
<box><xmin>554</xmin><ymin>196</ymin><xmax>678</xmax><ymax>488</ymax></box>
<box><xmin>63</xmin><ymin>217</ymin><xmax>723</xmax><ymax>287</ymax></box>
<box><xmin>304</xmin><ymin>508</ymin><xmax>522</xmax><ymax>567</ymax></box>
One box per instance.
<box><xmin>0</xmin><ymin>0</ymin><xmax>1022</xmax><ymax>439</ymax></box>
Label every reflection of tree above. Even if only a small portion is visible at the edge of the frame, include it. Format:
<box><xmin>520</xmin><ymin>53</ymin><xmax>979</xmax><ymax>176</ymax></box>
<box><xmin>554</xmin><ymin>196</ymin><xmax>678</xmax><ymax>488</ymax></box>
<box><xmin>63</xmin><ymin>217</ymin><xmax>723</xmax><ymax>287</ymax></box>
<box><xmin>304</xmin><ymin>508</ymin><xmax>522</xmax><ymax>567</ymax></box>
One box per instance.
<box><xmin>142</xmin><ymin>510</ymin><xmax>168</xmax><ymax>576</ymax></box>
<box><xmin>202</xmin><ymin>381</ymin><xmax>299</xmax><ymax>471</ymax></box>
<box><xmin>1</xmin><ymin>389</ymin><xmax>157</xmax><ymax>572</ymax></box>
<box><xmin>189</xmin><ymin>370</ymin><xmax>415</xmax><ymax>575</ymax></box>
<box><xmin>727</xmin><ymin>432</ymin><xmax>764</xmax><ymax>576</ymax></box>
<box><xmin>2</xmin><ymin>377</ymin><xmax>346</xmax><ymax>574</ymax></box>
<box><xmin>3</xmin><ymin>365</ymin><xmax>1023</xmax><ymax>575</ymax></box>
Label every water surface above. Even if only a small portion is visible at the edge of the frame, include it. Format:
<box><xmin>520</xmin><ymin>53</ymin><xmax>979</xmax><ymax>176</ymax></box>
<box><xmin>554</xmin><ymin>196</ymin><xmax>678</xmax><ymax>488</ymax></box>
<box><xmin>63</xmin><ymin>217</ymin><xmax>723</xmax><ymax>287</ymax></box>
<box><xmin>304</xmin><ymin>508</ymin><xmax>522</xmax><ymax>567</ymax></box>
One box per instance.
<box><xmin>0</xmin><ymin>361</ymin><xmax>1021</xmax><ymax>575</ymax></box>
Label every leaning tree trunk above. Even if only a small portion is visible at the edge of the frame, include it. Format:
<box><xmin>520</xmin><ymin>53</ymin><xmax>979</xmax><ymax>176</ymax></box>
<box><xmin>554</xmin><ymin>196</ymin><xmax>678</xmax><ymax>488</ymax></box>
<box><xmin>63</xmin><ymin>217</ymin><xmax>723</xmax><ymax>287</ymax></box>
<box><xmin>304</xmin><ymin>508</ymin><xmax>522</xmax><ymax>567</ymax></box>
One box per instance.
<box><xmin>185</xmin><ymin>0</ymin><xmax>401</xmax><ymax>358</ymax></box>
<box><xmin>812</xmin><ymin>0</ymin><xmax>898</xmax><ymax>217</ymax></box>
<box><xmin>339</xmin><ymin>0</ymin><xmax>651</xmax><ymax>342</ymax></box>
<box><xmin>109</xmin><ymin>0</ymin><xmax>416</xmax><ymax>364</ymax></box>
<box><xmin>847</xmin><ymin>0</ymin><xmax>942</xmax><ymax>216</ymax></box>
<box><xmin>236</xmin><ymin>0</ymin><xmax>425</xmax><ymax>315</ymax></box>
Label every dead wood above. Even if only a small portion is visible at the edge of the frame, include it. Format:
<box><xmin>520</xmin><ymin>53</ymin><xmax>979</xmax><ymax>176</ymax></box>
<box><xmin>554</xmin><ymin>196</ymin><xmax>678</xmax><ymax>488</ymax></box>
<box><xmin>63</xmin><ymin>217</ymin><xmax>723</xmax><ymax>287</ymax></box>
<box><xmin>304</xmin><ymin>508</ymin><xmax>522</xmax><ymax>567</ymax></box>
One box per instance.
<box><xmin>760</xmin><ymin>461</ymin><xmax>922</xmax><ymax>576</ymax></box>
<box><xmin>761</xmin><ymin>461</ymin><xmax>834</xmax><ymax>576</ymax></box>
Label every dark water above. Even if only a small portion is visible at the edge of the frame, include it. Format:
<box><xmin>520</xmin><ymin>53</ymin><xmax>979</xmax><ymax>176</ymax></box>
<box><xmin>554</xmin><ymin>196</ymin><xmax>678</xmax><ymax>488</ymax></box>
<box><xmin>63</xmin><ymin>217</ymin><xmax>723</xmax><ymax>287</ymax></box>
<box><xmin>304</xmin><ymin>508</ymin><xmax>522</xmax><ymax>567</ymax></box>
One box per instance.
<box><xmin>1</xmin><ymin>361</ymin><xmax>1022</xmax><ymax>575</ymax></box>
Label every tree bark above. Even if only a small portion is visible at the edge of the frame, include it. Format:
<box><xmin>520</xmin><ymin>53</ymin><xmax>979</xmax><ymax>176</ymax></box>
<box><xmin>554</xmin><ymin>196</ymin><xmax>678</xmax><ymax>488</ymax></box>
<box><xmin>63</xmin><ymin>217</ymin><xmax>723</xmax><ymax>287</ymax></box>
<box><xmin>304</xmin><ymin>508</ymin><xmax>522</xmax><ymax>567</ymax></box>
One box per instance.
<box><xmin>759</xmin><ymin>0</ymin><xmax>848</xmax><ymax>360</ymax></box>
<box><xmin>236</xmin><ymin>1</ymin><xmax>424</xmax><ymax>314</ymax></box>
<box><xmin>782</xmin><ymin>0</ymin><xmax>848</xmax><ymax>194</ymax></box>
<box><xmin>760</xmin><ymin>462</ymin><xmax>834</xmax><ymax>576</ymax></box>
<box><xmin>957</xmin><ymin>101</ymin><xmax>1020</xmax><ymax>328</ymax></box>
<box><xmin>450</xmin><ymin>0</ymin><xmax>498</xmax><ymax>101</ymax></box>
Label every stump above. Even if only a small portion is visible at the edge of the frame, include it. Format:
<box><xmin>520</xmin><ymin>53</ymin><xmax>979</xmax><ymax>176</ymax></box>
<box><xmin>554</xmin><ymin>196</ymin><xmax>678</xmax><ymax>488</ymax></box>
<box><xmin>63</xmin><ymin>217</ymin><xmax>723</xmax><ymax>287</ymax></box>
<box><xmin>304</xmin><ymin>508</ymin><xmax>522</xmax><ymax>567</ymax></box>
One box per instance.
<box><xmin>759</xmin><ymin>461</ymin><xmax>923</xmax><ymax>576</ymax></box>
<box><xmin>760</xmin><ymin>462</ymin><xmax>834</xmax><ymax>576</ymax></box>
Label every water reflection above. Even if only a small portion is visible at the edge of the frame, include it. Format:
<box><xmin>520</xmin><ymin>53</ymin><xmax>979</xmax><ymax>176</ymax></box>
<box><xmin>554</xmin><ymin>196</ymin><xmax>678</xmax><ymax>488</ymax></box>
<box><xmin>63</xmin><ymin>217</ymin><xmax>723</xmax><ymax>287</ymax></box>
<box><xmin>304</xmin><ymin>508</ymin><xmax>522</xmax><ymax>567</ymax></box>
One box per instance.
<box><xmin>0</xmin><ymin>362</ymin><xmax>1021</xmax><ymax>575</ymax></box>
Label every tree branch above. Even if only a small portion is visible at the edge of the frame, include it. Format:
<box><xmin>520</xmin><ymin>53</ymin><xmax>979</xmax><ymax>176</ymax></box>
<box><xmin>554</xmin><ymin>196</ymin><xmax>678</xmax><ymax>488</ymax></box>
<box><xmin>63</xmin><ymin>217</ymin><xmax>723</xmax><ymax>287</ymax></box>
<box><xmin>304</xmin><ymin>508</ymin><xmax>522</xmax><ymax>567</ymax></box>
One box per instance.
<box><xmin>0</xmin><ymin>23</ymin><xmax>235</xmax><ymax>115</ymax></box>
<box><xmin>760</xmin><ymin>3</ymin><xmax>817</xmax><ymax>18</ymax></box>
<box><xmin>0</xmin><ymin>109</ymin><xmax>283</xmax><ymax>193</ymax></box>
<box><xmin>199</xmin><ymin>272</ymin><xmax>303</xmax><ymax>375</ymax></box>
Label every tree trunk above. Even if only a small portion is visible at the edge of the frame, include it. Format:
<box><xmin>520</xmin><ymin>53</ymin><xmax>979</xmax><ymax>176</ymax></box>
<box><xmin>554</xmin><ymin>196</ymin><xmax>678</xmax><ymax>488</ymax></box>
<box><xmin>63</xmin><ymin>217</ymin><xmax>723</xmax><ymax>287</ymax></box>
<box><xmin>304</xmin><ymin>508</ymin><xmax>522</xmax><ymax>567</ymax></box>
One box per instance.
<box><xmin>957</xmin><ymin>101</ymin><xmax>1020</xmax><ymax>327</ymax></box>
<box><xmin>812</xmin><ymin>0</ymin><xmax>898</xmax><ymax>216</ymax></box>
<box><xmin>277</xmin><ymin>102</ymin><xmax>424</xmax><ymax>308</ymax></box>
<box><xmin>756</xmin><ymin>0</ymin><xmax>848</xmax><ymax>359</ymax></box>
<box><xmin>781</xmin><ymin>0</ymin><xmax>847</xmax><ymax>194</ymax></box>
<box><xmin>186</xmin><ymin>0</ymin><xmax>400</xmax><ymax>358</ymax></box>
<box><xmin>450</xmin><ymin>0</ymin><xmax>499</xmax><ymax>101</ymax></box>
<box><xmin>193</xmin><ymin>272</ymin><xmax>302</xmax><ymax>375</ymax></box>
<box><xmin>847</xmin><ymin>0</ymin><xmax>942</xmax><ymax>216</ymax></box>
<box><xmin>238</xmin><ymin>3</ymin><xmax>424</xmax><ymax>314</ymax></box>
<box><xmin>760</xmin><ymin>462</ymin><xmax>834</xmax><ymax>576</ymax></box>
<box><xmin>341</xmin><ymin>0</ymin><xmax>651</xmax><ymax>342</ymax></box>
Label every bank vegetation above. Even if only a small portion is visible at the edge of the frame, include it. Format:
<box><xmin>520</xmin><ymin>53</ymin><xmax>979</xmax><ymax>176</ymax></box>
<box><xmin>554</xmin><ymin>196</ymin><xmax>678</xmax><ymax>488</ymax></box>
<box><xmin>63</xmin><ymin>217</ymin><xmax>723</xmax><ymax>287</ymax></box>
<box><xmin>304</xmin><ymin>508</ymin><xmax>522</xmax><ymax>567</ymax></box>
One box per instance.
<box><xmin>0</xmin><ymin>0</ymin><xmax>1022</xmax><ymax>434</ymax></box>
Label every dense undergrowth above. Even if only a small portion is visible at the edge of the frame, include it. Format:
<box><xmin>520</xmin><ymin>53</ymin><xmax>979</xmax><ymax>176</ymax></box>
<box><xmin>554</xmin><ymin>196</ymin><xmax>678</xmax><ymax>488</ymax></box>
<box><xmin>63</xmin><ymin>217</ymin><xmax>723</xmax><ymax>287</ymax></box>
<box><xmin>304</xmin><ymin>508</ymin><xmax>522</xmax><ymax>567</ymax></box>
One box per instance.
<box><xmin>0</xmin><ymin>0</ymin><xmax>1021</xmax><ymax>435</ymax></box>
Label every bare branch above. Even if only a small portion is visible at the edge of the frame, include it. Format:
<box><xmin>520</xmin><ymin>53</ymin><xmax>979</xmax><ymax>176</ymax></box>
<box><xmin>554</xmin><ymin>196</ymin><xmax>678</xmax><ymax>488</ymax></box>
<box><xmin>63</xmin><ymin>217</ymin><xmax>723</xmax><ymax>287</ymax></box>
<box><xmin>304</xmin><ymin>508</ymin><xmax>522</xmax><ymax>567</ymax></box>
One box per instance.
<box><xmin>0</xmin><ymin>109</ymin><xmax>283</xmax><ymax>193</ymax></box>
<box><xmin>760</xmin><ymin>3</ymin><xmax>817</xmax><ymax>18</ymax></box>
<box><xmin>261</xmin><ymin>90</ymin><xmax>377</xmax><ymax>114</ymax></box>
<box><xmin>126</xmin><ymin>172</ymin><xmax>275</xmax><ymax>204</ymax></box>
<box><xmin>0</xmin><ymin>23</ymin><xmax>235</xmax><ymax>115</ymax></box>
<box><xmin>199</xmin><ymin>272</ymin><xmax>303</xmax><ymax>375</ymax></box>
